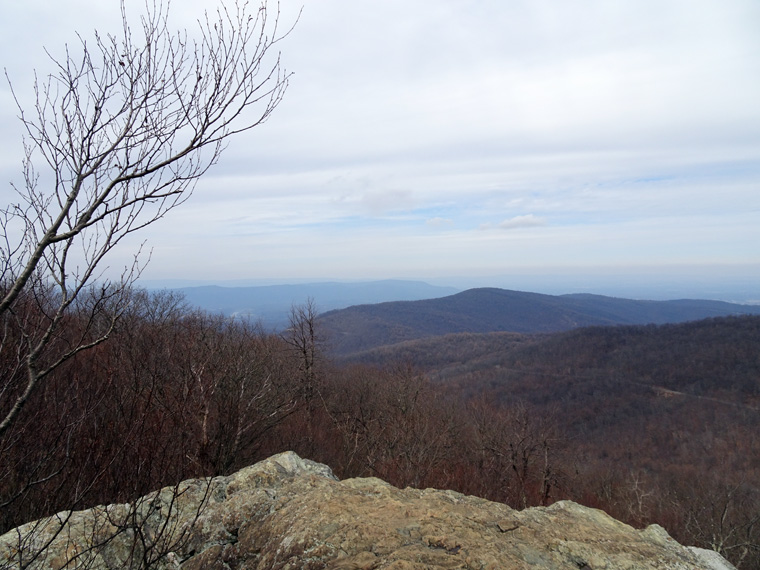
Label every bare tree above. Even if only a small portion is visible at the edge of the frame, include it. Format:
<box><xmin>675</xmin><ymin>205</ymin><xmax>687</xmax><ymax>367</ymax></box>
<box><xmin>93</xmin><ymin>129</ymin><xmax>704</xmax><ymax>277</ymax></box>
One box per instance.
<box><xmin>325</xmin><ymin>363</ymin><xmax>461</xmax><ymax>489</ymax></box>
<box><xmin>471</xmin><ymin>399</ymin><xmax>563</xmax><ymax>508</ymax></box>
<box><xmin>280</xmin><ymin>298</ymin><xmax>326</xmax><ymax>456</ymax></box>
<box><xmin>0</xmin><ymin>0</ymin><xmax>296</xmax><ymax>438</ymax></box>
<box><xmin>681</xmin><ymin>480</ymin><xmax>760</xmax><ymax>569</ymax></box>
<box><xmin>283</xmin><ymin>297</ymin><xmax>322</xmax><ymax>401</ymax></box>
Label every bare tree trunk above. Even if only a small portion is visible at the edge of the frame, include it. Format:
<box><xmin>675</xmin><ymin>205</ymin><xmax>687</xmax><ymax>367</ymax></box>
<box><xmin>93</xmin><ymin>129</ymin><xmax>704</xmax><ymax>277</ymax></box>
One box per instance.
<box><xmin>0</xmin><ymin>0</ymin><xmax>296</xmax><ymax>438</ymax></box>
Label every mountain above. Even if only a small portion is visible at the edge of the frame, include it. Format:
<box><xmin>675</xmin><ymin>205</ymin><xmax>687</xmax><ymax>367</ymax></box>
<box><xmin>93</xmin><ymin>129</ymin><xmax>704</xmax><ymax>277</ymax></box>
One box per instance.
<box><xmin>319</xmin><ymin>287</ymin><xmax>760</xmax><ymax>356</ymax></box>
<box><xmin>168</xmin><ymin>280</ymin><xmax>459</xmax><ymax>329</ymax></box>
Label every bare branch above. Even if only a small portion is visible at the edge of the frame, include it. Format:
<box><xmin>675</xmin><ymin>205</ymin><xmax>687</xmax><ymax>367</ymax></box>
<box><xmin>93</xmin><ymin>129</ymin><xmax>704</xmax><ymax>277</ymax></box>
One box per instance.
<box><xmin>1</xmin><ymin>0</ymin><xmax>294</xmax><ymax>437</ymax></box>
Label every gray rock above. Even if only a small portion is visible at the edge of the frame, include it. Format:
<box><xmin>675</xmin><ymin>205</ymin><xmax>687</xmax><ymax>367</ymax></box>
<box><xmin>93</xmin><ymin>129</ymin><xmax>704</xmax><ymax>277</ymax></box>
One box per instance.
<box><xmin>0</xmin><ymin>451</ymin><xmax>736</xmax><ymax>570</ymax></box>
<box><xmin>688</xmin><ymin>547</ymin><xmax>738</xmax><ymax>570</ymax></box>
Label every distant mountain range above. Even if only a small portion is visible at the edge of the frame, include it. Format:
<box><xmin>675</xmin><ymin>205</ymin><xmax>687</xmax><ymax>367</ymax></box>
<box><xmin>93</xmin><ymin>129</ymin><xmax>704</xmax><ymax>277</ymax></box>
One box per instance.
<box><xmin>169</xmin><ymin>280</ymin><xmax>459</xmax><ymax>329</ymax></box>
<box><xmin>319</xmin><ymin>287</ymin><xmax>760</xmax><ymax>356</ymax></box>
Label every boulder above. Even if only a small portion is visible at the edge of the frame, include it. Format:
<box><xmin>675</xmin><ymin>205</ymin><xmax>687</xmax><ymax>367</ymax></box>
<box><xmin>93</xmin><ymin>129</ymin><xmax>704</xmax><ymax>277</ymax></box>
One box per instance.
<box><xmin>0</xmin><ymin>451</ymin><xmax>735</xmax><ymax>569</ymax></box>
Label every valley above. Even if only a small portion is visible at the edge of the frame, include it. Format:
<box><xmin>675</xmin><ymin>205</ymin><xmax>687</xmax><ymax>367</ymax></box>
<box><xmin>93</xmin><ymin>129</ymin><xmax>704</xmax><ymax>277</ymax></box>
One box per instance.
<box><xmin>2</xmin><ymin>285</ymin><xmax>759</xmax><ymax>568</ymax></box>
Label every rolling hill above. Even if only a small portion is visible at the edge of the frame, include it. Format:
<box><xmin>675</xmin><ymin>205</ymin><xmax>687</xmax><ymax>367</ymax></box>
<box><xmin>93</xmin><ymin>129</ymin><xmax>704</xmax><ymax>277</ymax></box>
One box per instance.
<box><xmin>319</xmin><ymin>287</ymin><xmax>760</xmax><ymax>356</ymax></box>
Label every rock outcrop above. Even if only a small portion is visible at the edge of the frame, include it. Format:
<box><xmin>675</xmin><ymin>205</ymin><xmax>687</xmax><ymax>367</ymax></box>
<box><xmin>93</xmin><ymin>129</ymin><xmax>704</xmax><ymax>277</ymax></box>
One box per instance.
<box><xmin>0</xmin><ymin>451</ymin><xmax>735</xmax><ymax>569</ymax></box>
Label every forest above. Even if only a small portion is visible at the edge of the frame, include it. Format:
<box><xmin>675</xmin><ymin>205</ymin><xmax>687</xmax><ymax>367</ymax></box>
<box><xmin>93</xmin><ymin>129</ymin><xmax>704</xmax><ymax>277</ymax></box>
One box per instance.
<box><xmin>1</xmin><ymin>288</ymin><xmax>758</xmax><ymax>569</ymax></box>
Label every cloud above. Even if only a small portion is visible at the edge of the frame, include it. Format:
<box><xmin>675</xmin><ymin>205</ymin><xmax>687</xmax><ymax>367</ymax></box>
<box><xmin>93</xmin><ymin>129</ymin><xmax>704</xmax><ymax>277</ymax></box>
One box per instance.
<box><xmin>426</xmin><ymin>217</ymin><xmax>454</xmax><ymax>228</ymax></box>
<box><xmin>481</xmin><ymin>215</ymin><xmax>547</xmax><ymax>231</ymax></box>
<box><xmin>2</xmin><ymin>0</ymin><xmax>759</xmax><ymax>285</ymax></box>
<box><xmin>359</xmin><ymin>189</ymin><xmax>414</xmax><ymax>216</ymax></box>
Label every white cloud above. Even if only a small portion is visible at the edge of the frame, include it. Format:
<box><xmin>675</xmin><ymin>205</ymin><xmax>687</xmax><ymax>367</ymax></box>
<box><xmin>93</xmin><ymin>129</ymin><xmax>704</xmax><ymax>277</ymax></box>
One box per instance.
<box><xmin>426</xmin><ymin>217</ymin><xmax>454</xmax><ymax>228</ymax></box>
<box><xmin>1</xmin><ymin>0</ymin><xmax>759</xmax><ymax>286</ymax></box>
<box><xmin>497</xmin><ymin>215</ymin><xmax>548</xmax><ymax>230</ymax></box>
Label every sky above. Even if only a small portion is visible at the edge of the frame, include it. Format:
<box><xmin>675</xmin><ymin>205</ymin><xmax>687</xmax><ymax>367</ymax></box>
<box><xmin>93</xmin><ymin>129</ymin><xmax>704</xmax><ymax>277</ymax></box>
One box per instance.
<box><xmin>1</xmin><ymin>0</ymin><xmax>759</xmax><ymax>299</ymax></box>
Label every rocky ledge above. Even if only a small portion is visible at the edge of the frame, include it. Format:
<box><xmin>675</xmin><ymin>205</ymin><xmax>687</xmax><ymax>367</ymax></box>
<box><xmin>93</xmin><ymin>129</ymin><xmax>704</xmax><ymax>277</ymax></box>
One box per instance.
<box><xmin>0</xmin><ymin>451</ymin><xmax>735</xmax><ymax>569</ymax></box>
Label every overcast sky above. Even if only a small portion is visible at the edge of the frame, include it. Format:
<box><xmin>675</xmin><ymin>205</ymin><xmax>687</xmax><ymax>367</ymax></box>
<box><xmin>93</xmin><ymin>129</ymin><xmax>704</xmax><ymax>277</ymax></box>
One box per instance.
<box><xmin>1</xmin><ymin>0</ymin><xmax>759</xmax><ymax>295</ymax></box>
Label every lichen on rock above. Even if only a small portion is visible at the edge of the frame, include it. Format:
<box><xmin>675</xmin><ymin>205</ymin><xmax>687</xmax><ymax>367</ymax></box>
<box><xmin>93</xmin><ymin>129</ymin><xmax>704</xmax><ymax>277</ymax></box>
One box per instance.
<box><xmin>0</xmin><ymin>451</ymin><xmax>736</xmax><ymax>569</ymax></box>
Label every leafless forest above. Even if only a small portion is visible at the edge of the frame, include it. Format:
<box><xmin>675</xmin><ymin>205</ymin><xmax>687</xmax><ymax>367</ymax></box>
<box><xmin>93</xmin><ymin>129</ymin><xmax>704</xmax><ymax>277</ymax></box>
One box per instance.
<box><xmin>1</xmin><ymin>290</ymin><xmax>758</xmax><ymax>568</ymax></box>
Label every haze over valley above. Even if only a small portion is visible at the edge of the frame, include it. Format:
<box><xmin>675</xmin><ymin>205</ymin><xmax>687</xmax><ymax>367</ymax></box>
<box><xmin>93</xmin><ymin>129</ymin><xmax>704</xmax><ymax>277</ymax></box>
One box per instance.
<box><xmin>158</xmin><ymin>277</ymin><xmax>760</xmax><ymax>332</ymax></box>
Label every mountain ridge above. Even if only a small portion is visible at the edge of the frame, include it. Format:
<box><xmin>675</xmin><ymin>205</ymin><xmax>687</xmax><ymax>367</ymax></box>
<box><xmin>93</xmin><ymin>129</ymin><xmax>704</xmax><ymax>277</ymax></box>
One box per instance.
<box><xmin>320</xmin><ymin>287</ymin><xmax>760</xmax><ymax>356</ymax></box>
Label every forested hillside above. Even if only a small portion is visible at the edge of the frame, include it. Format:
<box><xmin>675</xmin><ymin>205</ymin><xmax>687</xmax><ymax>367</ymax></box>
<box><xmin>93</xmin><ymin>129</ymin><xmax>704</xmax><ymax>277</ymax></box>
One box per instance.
<box><xmin>320</xmin><ymin>287</ymin><xmax>760</xmax><ymax>355</ymax></box>
<box><xmin>344</xmin><ymin>315</ymin><xmax>760</xmax><ymax>404</ymax></box>
<box><xmin>2</xmin><ymin>290</ymin><xmax>758</xmax><ymax>568</ymax></box>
